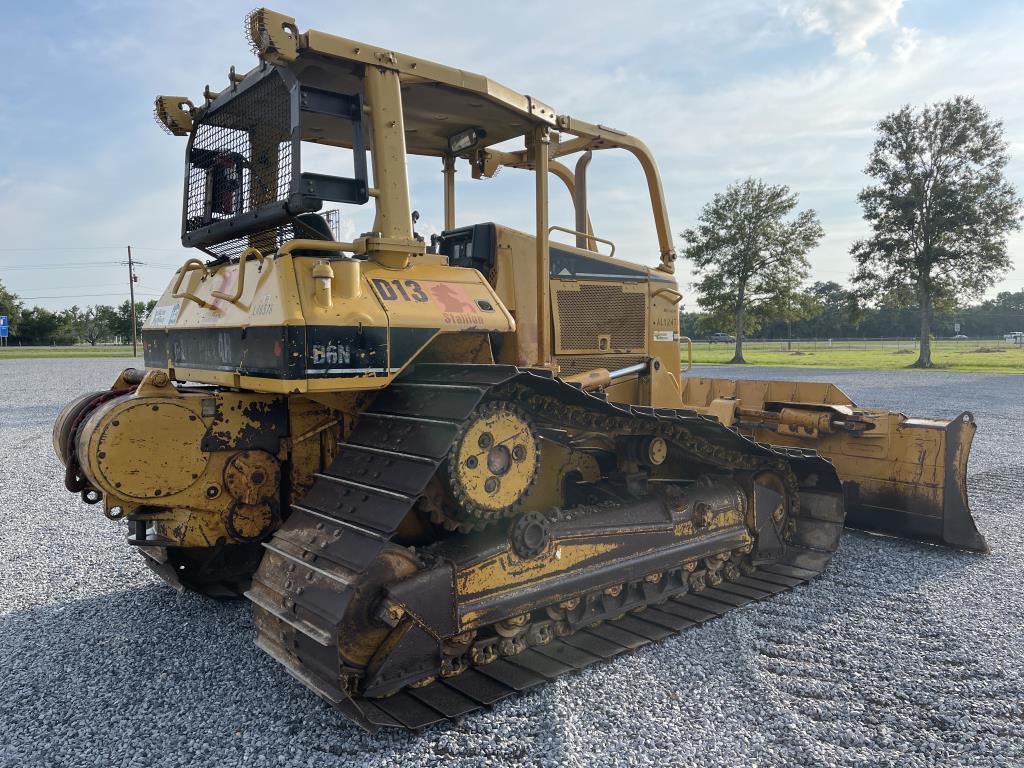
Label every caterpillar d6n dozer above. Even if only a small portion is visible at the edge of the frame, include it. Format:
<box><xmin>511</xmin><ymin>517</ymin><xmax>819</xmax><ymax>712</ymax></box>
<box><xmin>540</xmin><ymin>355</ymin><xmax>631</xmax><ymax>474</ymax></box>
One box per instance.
<box><xmin>53</xmin><ymin>9</ymin><xmax>985</xmax><ymax>732</ymax></box>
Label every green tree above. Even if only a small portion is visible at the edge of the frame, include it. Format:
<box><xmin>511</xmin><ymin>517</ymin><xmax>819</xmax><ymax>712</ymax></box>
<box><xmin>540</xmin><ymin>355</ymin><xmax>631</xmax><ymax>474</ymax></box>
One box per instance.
<box><xmin>54</xmin><ymin>306</ymin><xmax>79</xmax><ymax>343</ymax></box>
<box><xmin>851</xmin><ymin>96</ymin><xmax>1022</xmax><ymax>367</ymax></box>
<box><xmin>807</xmin><ymin>281</ymin><xmax>862</xmax><ymax>337</ymax></box>
<box><xmin>955</xmin><ymin>289</ymin><xmax>1024</xmax><ymax>337</ymax></box>
<box><xmin>59</xmin><ymin>305</ymin><xmax>110</xmax><ymax>345</ymax></box>
<box><xmin>59</xmin><ymin>306</ymin><xmax>83</xmax><ymax>344</ymax></box>
<box><xmin>0</xmin><ymin>280</ymin><xmax>22</xmax><ymax>336</ymax></box>
<box><xmin>114</xmin><ymin>299</ymin><xmax>157</xmax><ymax>342</ymax></box>
<box><xmin>991</xmin><ymin>289</ymin><xmax>1024</xmax><ymax>314</ymax></box>
<box><xmin>681</xmin><ymin>178</ymin><xmax>824</xmax><ymax>363</ymax></box>
<box><xmin>96</xmin><ymin>305</ymin><xmax>122</xmax><ymax>341</ymax></box>
<box><xmin>18</xmin><ymin>307</ymin><xmax>64</xmax><ymax>345</ymax></box>
<box><xmin>79</xmin><ymin>307</ymin><xmax>107</xmax><ymax>346</ymax></box>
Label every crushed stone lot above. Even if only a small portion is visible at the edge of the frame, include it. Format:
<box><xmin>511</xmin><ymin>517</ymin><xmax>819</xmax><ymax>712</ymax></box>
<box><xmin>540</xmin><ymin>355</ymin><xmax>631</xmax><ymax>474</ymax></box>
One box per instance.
<box><xmin>1</xmin><ymin>358</ymin><xmax>1022</xmax><ymax>768</ymax></box>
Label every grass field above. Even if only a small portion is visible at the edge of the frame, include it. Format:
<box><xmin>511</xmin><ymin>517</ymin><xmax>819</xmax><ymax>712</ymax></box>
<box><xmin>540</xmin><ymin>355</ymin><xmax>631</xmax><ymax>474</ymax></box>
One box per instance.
<box><xmin>0</xmin><ymin>345</ymin><xmax>138</xmax><ymax>360</ymax></box>
<box><xmin>2</xmin><ymin>341</ymin><xmax>1022</xmax><ymax>373</ymax></box>
<box><xmin>688</xmin><ymin>339</ymin><xmax>1024</xmax><ymax>373</ymax></box>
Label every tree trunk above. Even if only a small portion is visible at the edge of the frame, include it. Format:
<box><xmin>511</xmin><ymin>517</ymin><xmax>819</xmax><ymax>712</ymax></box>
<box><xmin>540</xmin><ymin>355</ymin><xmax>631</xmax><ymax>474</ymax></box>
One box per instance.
<box><xmin>913</xmin><ymin>282</ymin><xmax>933</xmax><ymax>368</ymax></box>
<box><xmin>730</xmin><ymin>288</ymin><xmax>747</xmax><ymax>364</ymax></box>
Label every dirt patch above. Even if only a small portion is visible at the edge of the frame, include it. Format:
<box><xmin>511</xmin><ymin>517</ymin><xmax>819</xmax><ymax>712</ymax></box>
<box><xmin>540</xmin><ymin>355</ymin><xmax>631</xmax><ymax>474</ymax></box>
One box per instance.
<box><xmin>972</xmin><ymin>347</ymin><xmax>1006</xmax><ymax>353</ymax></box>
<box><xmin>893</xmin><ymin>349</ymin><xmax>915</xmax><ymax>355</ymax></box>
<box><xmin>788</xmin><ymin>351</ymin><xmax>811</xmax><ymax>356</ymax></box>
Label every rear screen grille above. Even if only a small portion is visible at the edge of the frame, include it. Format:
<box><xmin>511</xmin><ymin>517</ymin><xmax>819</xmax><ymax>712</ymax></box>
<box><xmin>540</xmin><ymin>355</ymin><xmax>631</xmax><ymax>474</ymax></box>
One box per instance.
<box><xmin>185</xmin><ymin>72</ymin><xmax>294</xmax><ymax>258</ymax></box>
<box><xmin>554</xmin><ymin>283</ymin><xmax>647</xmax><ymax>354</ymax></box>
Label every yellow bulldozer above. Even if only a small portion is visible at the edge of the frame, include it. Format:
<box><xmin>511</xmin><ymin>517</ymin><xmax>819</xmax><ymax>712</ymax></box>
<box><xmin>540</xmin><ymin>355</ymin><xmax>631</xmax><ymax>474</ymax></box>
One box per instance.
<box><xmin>52</xmin><ymin>9</ymin><xmax>984</xmax><ymax>732</ymax></box>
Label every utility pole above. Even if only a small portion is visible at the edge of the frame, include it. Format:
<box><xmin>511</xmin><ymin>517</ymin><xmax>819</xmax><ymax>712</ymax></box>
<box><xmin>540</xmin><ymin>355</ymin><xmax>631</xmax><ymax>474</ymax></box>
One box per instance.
<box><xmin>127</xmin><ymin>245</ymin><xmax>138</xmax><ymax>356</ymax></box>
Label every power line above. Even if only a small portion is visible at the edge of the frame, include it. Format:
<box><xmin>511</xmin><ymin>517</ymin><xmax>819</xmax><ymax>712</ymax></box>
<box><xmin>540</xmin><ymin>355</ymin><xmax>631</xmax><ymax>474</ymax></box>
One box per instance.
<box><xmin>18</xmin><ymin>291</ymin><xmax>162</xmax><ymax>300</ymax></box>
<box><xmin>1</xmin><ymin>260</ymin><xmax>182</xmax><ymax>269</ymax></box>
<box><xmin>2</xmin><ymin>282</ymin><xmax>139</xmax><ymax>290</ymax></box>
<box><xmin>0</xmin><ymin>245</ymin><xmax>182</xmax><ymax>253</ymax></box>
<box><xmin>1</xmin><ymin>261</ymin><xmax>126</xmax><ymax>270</ymax></box>
<box><xmin>0</xmin><ymin>246</ymin><xmax>129</xmax><ymax>252</ymax></box>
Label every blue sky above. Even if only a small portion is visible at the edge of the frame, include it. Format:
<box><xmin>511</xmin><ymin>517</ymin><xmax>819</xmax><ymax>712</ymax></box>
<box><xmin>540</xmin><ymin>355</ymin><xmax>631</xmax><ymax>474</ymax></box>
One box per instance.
<box><xmin>1</xmin><ymin>0</ymin><xmax>1022</xmax><ymax>311</ymax></box>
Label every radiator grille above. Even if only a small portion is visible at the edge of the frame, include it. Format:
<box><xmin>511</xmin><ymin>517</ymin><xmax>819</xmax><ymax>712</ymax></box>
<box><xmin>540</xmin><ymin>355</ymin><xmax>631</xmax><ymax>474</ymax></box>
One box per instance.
<box><xmin>555</xmin><ymin>283</ymin><xmax>647</xmax><ymax>353</ymax></box>
<box><xmin>185</xmin><ymin>72</ymin><xmax>294</xmax><ymax>258</ymax></box>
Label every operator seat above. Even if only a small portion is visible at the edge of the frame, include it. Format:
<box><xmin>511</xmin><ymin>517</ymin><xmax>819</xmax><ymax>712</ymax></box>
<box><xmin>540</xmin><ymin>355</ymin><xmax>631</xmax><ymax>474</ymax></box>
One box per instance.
<box><xmin>294</xmin><ymin>212</ymin><xmax>333</xmax><ymax>239</ymax></box>
<box><xmin>291</xmin><ymin>212</ymin><xmax>352</xmax><ymax>259</ymax></box>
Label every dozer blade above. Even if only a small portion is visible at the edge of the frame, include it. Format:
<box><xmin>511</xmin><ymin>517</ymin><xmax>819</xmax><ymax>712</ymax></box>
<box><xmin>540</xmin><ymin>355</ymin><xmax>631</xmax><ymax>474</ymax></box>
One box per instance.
<box><xmin>679</xmin><ymin>377</ymin><xmax>988</xmax><ymax>553</ymax></box>
<box><xmin>840</xmin><ymin>411</ymin><xmax>986</xmax><ymax>553</ymax></box>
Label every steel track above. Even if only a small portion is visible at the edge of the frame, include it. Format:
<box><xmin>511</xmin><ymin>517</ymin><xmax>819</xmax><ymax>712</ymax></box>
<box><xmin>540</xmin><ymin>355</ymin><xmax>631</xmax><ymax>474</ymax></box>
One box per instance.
<box><xmin>246</xmin><ymin>363</ymin><xmax>845</xmax><ymax>732</ymax></box>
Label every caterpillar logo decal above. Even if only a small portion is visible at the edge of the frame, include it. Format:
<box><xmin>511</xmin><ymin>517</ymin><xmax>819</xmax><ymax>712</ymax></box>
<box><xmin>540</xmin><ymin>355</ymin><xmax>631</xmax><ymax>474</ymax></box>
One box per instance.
<box><xmin>427</xmin><ymin>283</ymin><xmax>485</xmax><ymax>326</ymax></box>
<box><xmin>424</xmin><ymin>283</ymin><xmax>471</xmax><ymax>312</ymax></box>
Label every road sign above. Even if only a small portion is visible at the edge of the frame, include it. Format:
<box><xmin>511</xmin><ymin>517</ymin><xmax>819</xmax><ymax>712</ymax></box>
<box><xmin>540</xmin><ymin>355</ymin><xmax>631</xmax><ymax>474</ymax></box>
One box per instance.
<box><xmin>954</xmin><ymin>322</ymin><xmax>961</xmax><ymax>333</ymax></box>
<box><xmin>0</xmin><ymin>315</ymin><xmax>7</xmax><ymax>339</ymax></box>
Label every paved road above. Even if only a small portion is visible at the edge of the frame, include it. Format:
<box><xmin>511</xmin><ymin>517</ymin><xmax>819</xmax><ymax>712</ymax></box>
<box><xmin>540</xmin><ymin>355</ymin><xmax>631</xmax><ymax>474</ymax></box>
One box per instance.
<box><xmin>1</xmin><ymin>360</ymin><xmax>1021</xmax><ymax>767</ymax></box>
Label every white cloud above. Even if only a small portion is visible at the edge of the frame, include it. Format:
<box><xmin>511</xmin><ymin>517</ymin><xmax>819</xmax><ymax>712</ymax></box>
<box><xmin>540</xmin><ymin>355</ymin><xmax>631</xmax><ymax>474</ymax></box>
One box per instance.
<box><xmin>2</xmin><ymin>1</ymin><xmax>1022</xmax><ymax>308</ymax></box>
<box><xmin>782</xmin><ymin>0</ymin><xmax>905</xmax><ymax>55</ymax></box>
<box><xmin>891</xmin><ymin>25</ymin><xmax>921</xmax><ymax>61</ymax></box>
<box><xmin>572</xmin><ymin>12</ymin><xmax>1024</xmax><ymax>297</ymax></box>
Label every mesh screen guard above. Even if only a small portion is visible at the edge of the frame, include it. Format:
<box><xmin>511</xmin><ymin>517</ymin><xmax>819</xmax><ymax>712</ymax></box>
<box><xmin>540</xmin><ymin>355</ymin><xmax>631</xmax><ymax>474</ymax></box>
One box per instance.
<box><xmin>181</xmin><ymin>68</ymin><xmax>367</xmax><ymax>259</ymax></box>
<box><xmin>183</xmin><ymin>69</ymin><xmax>296</xmax><ymax>258</ymax></box>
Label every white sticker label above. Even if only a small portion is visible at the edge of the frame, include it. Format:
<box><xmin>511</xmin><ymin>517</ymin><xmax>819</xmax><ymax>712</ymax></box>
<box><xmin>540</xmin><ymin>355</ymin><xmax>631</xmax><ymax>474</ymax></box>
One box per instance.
<box><xmin>252</xmin><ymin>293</ymin><xmax>274</xmax><ymax>317</ymax></box>
<box><xmin>148</xmin><ymin>303</ymin><xmax>181</xmax><ymax>326</ymax></box>
<box><xmin>653</xmin><ymin>330</ymin><xmax>677</xmax><ymax>342</ymax></box>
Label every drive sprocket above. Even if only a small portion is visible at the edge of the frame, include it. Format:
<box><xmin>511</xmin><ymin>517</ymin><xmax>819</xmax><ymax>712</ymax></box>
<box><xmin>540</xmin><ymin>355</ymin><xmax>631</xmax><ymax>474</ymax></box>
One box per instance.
<box><xmin>446</xmin><ymin>400</ymin><xmax>541</xmax><ymax>524</ymax></box>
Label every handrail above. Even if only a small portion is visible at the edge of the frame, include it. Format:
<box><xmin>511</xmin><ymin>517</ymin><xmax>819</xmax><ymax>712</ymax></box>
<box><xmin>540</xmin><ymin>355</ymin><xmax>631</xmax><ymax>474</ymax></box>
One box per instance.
<box><xmin>211</xmin><ymin>247</ymin><xmax>267</xmax><ymax>303</ymax></box>
<box><xmin>547</xmin><ymin>225</ymin><xmax>615</xmax><ymax>258</ymax></box>
<box><xmin>171</xmin><ymin>258</ymin><xmax>210</xmax><ymax>308</ymax></box>
<box><xmin>276</xmin><ymin>239</ymin><xmax>366</xmax><ymax>258</ymax></box>
<box><xmin>652</xmin><ymin>287</ymin><xmax>683</xmax><ymax>305</ymax></box>
<box><xmin>680</xmin><ymin>336</ymin><xmax>693</xmax><ymax>373</ymax></box>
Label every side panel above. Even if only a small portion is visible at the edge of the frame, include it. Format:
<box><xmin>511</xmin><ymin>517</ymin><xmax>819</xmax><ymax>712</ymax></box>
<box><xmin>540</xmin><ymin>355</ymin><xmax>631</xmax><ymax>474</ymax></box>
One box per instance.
<box><xmin>142</xmin><ymin>253</ymin><xmax>514</xmax><ymax>392</ymax></box>
<box><xmin>488</xmin><ymin>224</ymin><xmax>682</xmax><ymax>405</ymax></box>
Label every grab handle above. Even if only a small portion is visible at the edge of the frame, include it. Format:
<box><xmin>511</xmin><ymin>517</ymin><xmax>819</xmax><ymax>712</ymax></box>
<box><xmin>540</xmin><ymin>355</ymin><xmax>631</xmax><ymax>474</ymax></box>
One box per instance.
<box><xmin>211</xmin><ymin>248</ymin><xmax>267</xmax><ymax>303</ymax></box>
<box><xmin>171</xmin><ymin>258</ymin><xmax>210</xmax><ymax>308</ymax></box>
<box><xmin>652</xmin><ymin>287</ymin><xmax>683</xmax><ymax>305</ymax></box>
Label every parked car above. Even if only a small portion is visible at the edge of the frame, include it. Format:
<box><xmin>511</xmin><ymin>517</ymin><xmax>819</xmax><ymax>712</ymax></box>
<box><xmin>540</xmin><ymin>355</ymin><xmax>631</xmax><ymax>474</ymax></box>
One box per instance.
<box><xmin>707</xmin><ymin>332</ymin><xmax>736</xmax><ymax>343</ymax></box>
<box><xmin>953</xmin><ymin>334</ymin><xmax>969</xmax><ymax>340</ymax></box>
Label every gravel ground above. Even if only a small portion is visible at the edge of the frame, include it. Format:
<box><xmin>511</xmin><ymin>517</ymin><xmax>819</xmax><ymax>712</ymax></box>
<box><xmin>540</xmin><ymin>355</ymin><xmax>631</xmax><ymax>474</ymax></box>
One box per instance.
<box><xmin>1</xmin><ymin>359</ymin><xmax>1021</xmax><ymax>768</ymax></box>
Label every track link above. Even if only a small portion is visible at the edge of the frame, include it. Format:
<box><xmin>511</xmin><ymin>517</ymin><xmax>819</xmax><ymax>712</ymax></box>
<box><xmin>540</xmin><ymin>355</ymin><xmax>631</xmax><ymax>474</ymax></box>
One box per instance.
<box><xmin>246</xmin><ymin>364</ymin><xmax>845</xmax><ymax>732</ymax></box>
<box><xmin>137</xmin><ymin>543</ymin><xmax>263</xmax><ymax>599</ymax></box>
